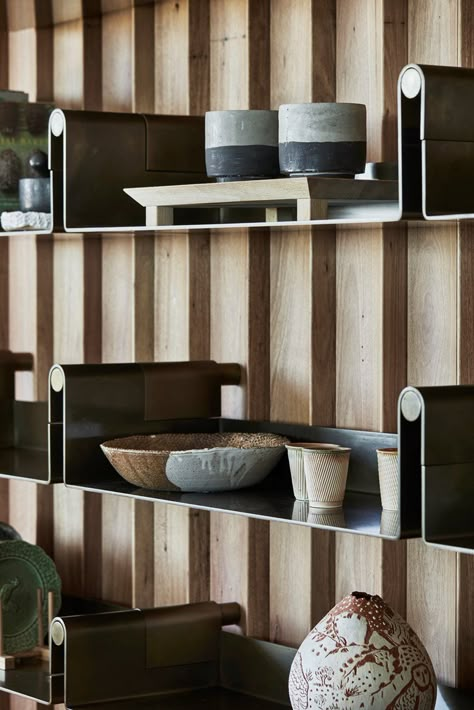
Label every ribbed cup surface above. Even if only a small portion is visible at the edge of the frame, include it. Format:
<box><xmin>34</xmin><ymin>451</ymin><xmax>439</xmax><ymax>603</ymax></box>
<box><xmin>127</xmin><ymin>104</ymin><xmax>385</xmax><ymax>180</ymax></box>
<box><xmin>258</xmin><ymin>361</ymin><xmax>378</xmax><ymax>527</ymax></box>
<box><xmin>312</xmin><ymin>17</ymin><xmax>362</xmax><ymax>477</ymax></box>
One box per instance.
<box><xmin>380</xmin><ymin>509</ymin><xmax>400</xmax><ymax>537</ymax></box>
<box><xmin>308</xmin><ymin>508</ymin><xmax>346</xmax><ymax>528</ymax></box>
<box><xmin>303</xmin><ymin>448</ymin><xmax>350</xmax><ymax>508</ymax></box>
<box><xmin>286</xmin><ymin>446</ymin><xmax>307</xmax><ymax>500</ymax></box>
<box><xmin>292</xmin><ymin>500</ymin><xmax>309</xmax><ymax>521</ymax></box>
<box><xmin>377</xmin><ymin>449</ymin><xmax>399</xmax><ymax>511</ymax></box>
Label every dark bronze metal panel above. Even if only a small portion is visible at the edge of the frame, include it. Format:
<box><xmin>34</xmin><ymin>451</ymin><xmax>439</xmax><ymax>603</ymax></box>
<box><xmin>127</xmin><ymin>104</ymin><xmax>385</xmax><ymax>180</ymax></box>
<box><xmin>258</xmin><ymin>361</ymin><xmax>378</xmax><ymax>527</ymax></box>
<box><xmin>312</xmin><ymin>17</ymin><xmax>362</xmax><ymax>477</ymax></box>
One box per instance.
<box><xmin>219</xmin><ymin>631</ymin><xmax>293</xmax><ymax>706</ymax></box>
<box><xmin>398</xmin><ymin>63</ymin><xmax>474</xmax><ymax>219</ymax></box>
<box><xmin>399</xmin><ymin>385</ymin><xmax>474</xmax><ymax>553</ymax></box>
<box><xmin>63</xmin><ymin>412</ymin><xmax>409</xmax><ymax>540</ymax></box>
<box><xmin>53</xmin><ymin>602</ymin><xmax>238</xmax><ymax>707</ymax></box>
<box><xmin>51</xmin><ymin>109</ymin><xmax>208</xmax><ymax>231</ymax></box>
<box><xmin>53</xmin><ymin>361</ymin><xmax>241</xmax><ymax>486</ymax></box>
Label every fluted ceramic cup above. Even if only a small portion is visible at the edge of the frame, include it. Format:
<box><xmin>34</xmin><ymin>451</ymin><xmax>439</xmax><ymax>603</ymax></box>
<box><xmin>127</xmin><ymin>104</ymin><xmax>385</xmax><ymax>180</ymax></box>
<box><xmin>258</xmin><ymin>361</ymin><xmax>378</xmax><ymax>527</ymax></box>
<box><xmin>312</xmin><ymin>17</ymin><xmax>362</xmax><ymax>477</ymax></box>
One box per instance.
<box><xmin>307</xmin><ymin>507</ymin><xmax>346</xmax><ymax>529</ymax></box>
<box><xmin>376</xmin><ymin>448</ymin><xmax>399</xmax><ymax>511</ymax></box>
<box><xmin>302</xmin><ymin>445</ymin><xmax>351</xmax><ymax>509</ymax></box>
<box><xmin>380</xmin><ymin>509</ymin><xmax>400</xmax><ymax>537</ymax></box>
<box><xmin>286</xmin><ymin>442</ymin><xmax>341</xmax><ymax>501</ymax></box>
<box><xmin>292</xmin><ymin>500</ymin><xmax>310</xmax><ymax>522</ymax></box>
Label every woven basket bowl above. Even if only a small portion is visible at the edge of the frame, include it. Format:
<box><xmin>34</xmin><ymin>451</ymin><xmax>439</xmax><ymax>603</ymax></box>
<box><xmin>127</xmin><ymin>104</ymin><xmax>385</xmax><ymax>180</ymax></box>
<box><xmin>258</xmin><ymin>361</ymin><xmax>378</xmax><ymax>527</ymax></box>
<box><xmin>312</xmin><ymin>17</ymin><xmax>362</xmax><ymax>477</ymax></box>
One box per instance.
<box><xmin>101</xmin><ymin>432</ymin><xmax>289</xmax><ymax>492</ymax></box>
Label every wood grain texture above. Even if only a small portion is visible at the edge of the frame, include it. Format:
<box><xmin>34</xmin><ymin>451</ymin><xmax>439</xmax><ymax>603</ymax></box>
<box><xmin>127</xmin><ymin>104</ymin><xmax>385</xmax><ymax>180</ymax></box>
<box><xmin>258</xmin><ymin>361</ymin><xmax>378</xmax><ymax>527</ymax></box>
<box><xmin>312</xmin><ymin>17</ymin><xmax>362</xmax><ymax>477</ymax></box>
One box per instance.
<box><xmin>101</xmin><ymin>237</ymin><xmax>134</xmax><ymax>606</ymax></box>
<box><xmin>51</xmin><ymin>14</ymin><xmax>103</xmax><ymax>619</ymax></box>
<box><xmin>0</xmin><ymin>1</ymin><xmax>7</xmax><ymax>87</ymax></box>
<box><xmin>208</xmin><ymin>0</ymin><xmax>271</xmax><ymax>637</ymax></box>
<box><xmin>188</xmin><ymin>231</ymin><xmax>210</xmax><ymax>360</ymax></box>
<box><xmin>153</xmin><ymin>1</ymin><xmax>212</xmax><ymax>611</ymax></box>
<box><xmin>54</xmin><ymin>19</ymin><xmax>84</xmax><ymax>108</ymax></box>
<box><xmin>210</xmin><ymin>0</ymin><xmax>248</xmax><ymax>110</ymax></box>
<box><xmin>270</xmin><ymin>228</ymin><xmax>312</xmax><ymax>424</ymax></box>
<box><xmin>311</xmin><ymin>227</ymin><xmax>336</xmax><ymax>426</ymax></box>
<box><xmin>211</xmin><ymin>514</ymin><xmax>268</xmax><ymax>638</ymax></box>
<box><xmin>458</xmin><ymin>7</ymin><xmax>474</xmax><ymax>682</ymax></box>
<box><xmin>407</xmin><ymin>223</ymin><xmax>457</xmax><ymax>387</ymax></box>
<box><xmin>270</xmin><ymin>524</ymin><xmax>334</xmax><ymax>647</ymax></box>
<box><xmin>334</xmin><ymin>0</ymin><xmax>409</xmax><ymax>633</ymax></box>
<box><xmin>383</xmin><ymin>0</ymin><xmax>407</xmax><ymax>160</ymax></box>
<box><xmin>336</xmin><ymin>0</ymin><xmax>383</xmax><ymax>163</ymax></box>
<box><xmin>132</xmin><ymin>1</ymin><xmax>154</xmax><ymax>112</ymax></box>
<box><xmin>335</xmin><ymin>533</ymin><xmax>382</xmax><ymax>599</ymax></box>
<box><xmin>270</xmin><ymin>0</ymin><xmax>313</xmax><ymax>107</ymax></box>
<box><xmin>53</xmin><ymin>237</ymin><xmax>85</xmax><ymax>596</ymax></box>
<box><xmin>407</xmin><ymin>539</ymin><xmax>457</xmax><ymax>684</ymax></box>
<box><xmin>335</xmin><ymin>227</ymin><xmax>382</xmax><ymax>431</ymax></box>
<box><xmin>101</xmin><ymin>8</ymin><xmax>132</xmax><ymax>111</ymax></box>
<box><xmin>311</xmin><ymin>0</ymin><xmax>336</xmax><ymax>103</ymax></box>
<box><xmin>268</xmin><ymin>0</ymin><xmax>337</xmax><ymax>652</ymax></box>
<box><xmin>155</xmin><ymin>0</ymin><xmax>189</xmax><ymax>115</ymax></box>
<box><xmin>154</xmin><ymin>505</ymin><xmax>210</xmax><ymax>606</ymax></box>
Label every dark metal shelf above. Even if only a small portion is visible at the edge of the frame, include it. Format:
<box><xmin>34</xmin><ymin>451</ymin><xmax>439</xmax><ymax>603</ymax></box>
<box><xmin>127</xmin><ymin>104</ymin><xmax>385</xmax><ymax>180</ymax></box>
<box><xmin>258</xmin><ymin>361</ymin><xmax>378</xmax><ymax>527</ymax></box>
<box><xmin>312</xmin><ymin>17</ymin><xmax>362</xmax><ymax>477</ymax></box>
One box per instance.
<box><xmin>46</xmin><ymin>360</ymin><xmax>416</xmax><ymax>540</ymax></box>
<box><xmin>399</xmin><ymin>385</ymin><xmax>474</xmax><ymax>554</ymax></box>
<box><xmin>79</xmin><ymin>688</ymin><xmax>287</xmax><ymax>710</ymax></box>
<box><xmin>77</xmin><ymin>482</ymin><xmax>397</xmax><ymax>539</ymax></box>
<box><xmin>67</xmin><ymin>686</ymin><xmax>474</xmax><ymax>710</ymax></box>
<box><xmin>0</xmin><ymin>446</ymin><xmax>49</xmax><ymax>483</ymax></box>
<box><xmin>0</xmin><ymin>596</ymin><xmax>124</xmax><ymax>706</ymax></box>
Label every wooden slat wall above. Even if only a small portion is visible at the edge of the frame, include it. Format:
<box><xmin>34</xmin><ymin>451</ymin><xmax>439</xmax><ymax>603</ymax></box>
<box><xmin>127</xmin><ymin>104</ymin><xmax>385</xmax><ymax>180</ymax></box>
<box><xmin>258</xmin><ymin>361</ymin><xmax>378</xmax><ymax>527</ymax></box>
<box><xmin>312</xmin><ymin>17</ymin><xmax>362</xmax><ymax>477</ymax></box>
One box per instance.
<box><xmin>1</xmin><ymin>2</ymin><xmax>474</xmax><ymax>708</ymax></box>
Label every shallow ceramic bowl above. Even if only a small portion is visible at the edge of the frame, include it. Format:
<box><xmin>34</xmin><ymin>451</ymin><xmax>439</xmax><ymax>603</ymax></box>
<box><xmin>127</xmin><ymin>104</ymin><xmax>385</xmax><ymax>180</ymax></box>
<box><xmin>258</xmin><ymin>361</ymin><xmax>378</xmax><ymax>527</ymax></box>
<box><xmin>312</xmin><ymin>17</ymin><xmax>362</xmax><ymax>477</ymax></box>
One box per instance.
<box><xmin>100</xmin><ymin>432</ymin><xmax>289</xmax><ymax>492</ymax></box>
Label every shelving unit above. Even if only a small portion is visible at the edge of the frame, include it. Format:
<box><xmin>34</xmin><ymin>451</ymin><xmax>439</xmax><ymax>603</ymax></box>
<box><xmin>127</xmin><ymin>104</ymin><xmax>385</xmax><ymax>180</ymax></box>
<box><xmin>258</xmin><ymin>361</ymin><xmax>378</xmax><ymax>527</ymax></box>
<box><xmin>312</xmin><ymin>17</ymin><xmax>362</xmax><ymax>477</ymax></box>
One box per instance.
<box><xmin>2</xmin><ymin>2</ymin><xmax>474</xmax><ymax>705</ymax></box>
<box><xmin>399</xmin><ymin>385</ymin><xmax>474</xmax><ymax>554</ymax></box>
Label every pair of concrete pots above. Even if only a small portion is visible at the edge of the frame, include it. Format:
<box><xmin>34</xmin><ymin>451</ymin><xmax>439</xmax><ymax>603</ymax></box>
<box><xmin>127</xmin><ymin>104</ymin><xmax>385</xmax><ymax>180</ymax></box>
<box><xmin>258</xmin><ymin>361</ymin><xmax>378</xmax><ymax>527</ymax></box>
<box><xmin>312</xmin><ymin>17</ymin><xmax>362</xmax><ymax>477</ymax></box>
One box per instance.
<box><xmin>205</xmin><ymin>104</ymin><xmax>366</xmax><ymax>181</ymax></box>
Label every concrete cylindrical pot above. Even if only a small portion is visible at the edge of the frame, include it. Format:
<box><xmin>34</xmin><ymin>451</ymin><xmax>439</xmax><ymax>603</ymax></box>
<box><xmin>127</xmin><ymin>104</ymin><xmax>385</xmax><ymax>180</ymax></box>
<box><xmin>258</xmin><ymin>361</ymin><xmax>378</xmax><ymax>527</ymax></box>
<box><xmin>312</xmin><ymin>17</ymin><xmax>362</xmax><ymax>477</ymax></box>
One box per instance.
<box><xmin>205</xmin><ymin>110</ymin><xmax>279</xmax><ymax>181</ymax></box>
<box><xmin>376</xmin><ymin>447</ymin><xmax>399</xmax><ymax>511</ymax></box>
<box><xmin>19</xmin><ymin>178</ymin><xmax>50</xmax><ymax>212</ymax></box>
<box><xmin>279</xmin><ymin>102</ymin><xmax>366</xmax><ymax>177</ymax></box>
<box><xmin>302</xmin><ymin>445</ymin><xmax>351</xmax><ymax>508</ymax></box>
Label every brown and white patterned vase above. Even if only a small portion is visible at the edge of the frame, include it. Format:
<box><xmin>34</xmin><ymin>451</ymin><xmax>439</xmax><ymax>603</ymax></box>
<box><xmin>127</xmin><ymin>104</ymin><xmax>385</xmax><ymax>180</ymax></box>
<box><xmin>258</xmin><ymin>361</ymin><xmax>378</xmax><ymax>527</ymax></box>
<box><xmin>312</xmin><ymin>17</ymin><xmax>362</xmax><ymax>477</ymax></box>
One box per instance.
<box><xmin>289</xmin><ymin>591</ymin><xmax>436</xmax><ymax>710</ymax></box>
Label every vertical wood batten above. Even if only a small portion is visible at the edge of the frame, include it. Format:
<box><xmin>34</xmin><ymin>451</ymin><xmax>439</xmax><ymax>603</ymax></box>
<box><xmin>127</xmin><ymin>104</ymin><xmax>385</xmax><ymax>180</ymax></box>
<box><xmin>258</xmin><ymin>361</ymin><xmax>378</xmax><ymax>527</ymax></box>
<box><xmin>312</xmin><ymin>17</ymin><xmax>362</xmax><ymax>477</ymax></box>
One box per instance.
<box><xmin>7</xmin><ymin>19</ymin><xmax>54</xmax><ymax>673</ymax></box>
<box><xmin>0</xmin><ymin>2</ymin><xmax>7</xmax><ymax>88</ymax></box>
<box><xmin>7</xmin><ymin>180</ymin><xmax>53</xmax><ymax>710</ymax></box>
<box><xmin>52</xmin><ymin>235</ymin><xmax>85</xmax><ymax>596</ymax></box>
<box><xmin>51</xmin><ymin>12</ymin><xmax>103</xmax><ymax>605</ymax></box>
<box><xmin>457</xmin><ymin>224</ymin><xmax>474</xmax><ymax>689</ymax></box>
<box><xmin>152</xmin><ymin>0</ymin><xmax>211</xmax><ymax>607</ymax></box>
<box><xmin>0</xmin><ymin>1</ymin><xmax>10</xmax><ymax>573</ymax></box>
<box><xmin>268</xmin><ymin>0</ymin><xmax>336</xmax><ymax>648</ymax></box>
<box><xmin>335</xmin><ymin>0</ymin><xmax>407</xmax><ymax>623</ymax></box>
<box><xmin>405</xmin><ymin>0</ymin><xmax>459</xmax><ymax>684</ymax></box>
<box><xmin>130</xmin><ymin>1</ymin><xmax>156</xmax><ymax>609</ymax></box>
<box><xmin>209</xmin><ymin>0</ymin><xmax>270</xmax><ymax>637</ymax></box>
<box><xmin>455</xmin><ymin>1</ymin><xmax>474</xmax><ymax>689</ymax></box>
<box><xmin>100</xmin><ymin>7</ymin><xmax>134</xmax><ymax>606</ymax></box>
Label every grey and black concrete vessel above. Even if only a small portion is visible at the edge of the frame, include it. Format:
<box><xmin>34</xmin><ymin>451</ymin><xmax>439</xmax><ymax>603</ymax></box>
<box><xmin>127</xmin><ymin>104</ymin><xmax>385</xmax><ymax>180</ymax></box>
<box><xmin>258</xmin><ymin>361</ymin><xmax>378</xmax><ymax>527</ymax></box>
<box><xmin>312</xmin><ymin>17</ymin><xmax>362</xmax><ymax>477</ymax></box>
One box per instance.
<box><xmin>19</xmin><ymin>178</ymin><xmax>50</xmax><ymax>212</ymax></box>
<box><xmin>279</xmin><ymin>103</ymin><xmax>367</xmax><ymax>177</ymax></box>
<box><xmin>205</xmin><ymin>110</ymin><xmax>279</xmax><ymax>181</ymax></box>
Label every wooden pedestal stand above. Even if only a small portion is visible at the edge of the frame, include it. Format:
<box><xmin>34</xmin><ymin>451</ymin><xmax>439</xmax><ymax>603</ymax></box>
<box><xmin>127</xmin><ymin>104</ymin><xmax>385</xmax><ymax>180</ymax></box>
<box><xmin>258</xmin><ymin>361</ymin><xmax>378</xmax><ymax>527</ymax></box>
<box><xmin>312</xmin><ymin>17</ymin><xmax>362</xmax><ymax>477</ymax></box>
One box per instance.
<box><xmin>0</xmin><ymin>589</ymin><xmax>54</xmax><ymax>669</ymax></box>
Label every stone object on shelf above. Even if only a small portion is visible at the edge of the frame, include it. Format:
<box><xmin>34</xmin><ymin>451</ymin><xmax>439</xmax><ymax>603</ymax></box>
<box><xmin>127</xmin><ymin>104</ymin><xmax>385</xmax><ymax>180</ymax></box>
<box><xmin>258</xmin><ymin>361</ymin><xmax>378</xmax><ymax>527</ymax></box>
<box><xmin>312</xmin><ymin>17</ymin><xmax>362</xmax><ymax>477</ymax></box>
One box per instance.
<box><xmin>279</xmin><ymin>103</ymin><xmax>367</xmax><ymax>177</ymax></box>
<box><xmin>1</xmin><ymin>211</ymin><xmax>51</xmax><ymax>231</ymax></box>
<box><xmin>205</xmin><ymin>110</ymin><xmax>279</xmax><ymax>181</ymax></box>
<box><xmin>101</xmin><ymin>432</ymin><xmax>289</xmax><ymax>492</ymax></box>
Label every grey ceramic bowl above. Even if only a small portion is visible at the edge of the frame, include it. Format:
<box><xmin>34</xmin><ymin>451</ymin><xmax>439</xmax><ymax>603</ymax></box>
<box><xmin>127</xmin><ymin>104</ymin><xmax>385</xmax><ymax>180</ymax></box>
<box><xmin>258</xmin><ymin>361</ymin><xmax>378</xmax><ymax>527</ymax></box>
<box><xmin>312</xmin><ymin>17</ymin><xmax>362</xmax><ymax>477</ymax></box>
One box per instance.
<box><xmin>205</xmin><ymin>110</ymin><xmax>280</xmax><ymax>181</ymax></box>
<box><xmin>279</xmin><ymin>103</ymin><xmax>367</xmax><ymax>177</ymax></box>
<box><xmin>101</xmin><ymin>432</ymin><xmax>289</xmax><ymax>492</ymax></box>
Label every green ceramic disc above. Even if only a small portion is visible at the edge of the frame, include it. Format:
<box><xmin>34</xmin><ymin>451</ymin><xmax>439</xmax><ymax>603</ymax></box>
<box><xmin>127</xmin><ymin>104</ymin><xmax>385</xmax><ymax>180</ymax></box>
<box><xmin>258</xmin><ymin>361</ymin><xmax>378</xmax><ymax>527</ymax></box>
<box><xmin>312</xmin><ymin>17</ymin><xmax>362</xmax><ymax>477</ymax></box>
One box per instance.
<box><xmin>0</xmin><ymin>540</ymin><xmax>61</xmax><ymax>653</ymax></box>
